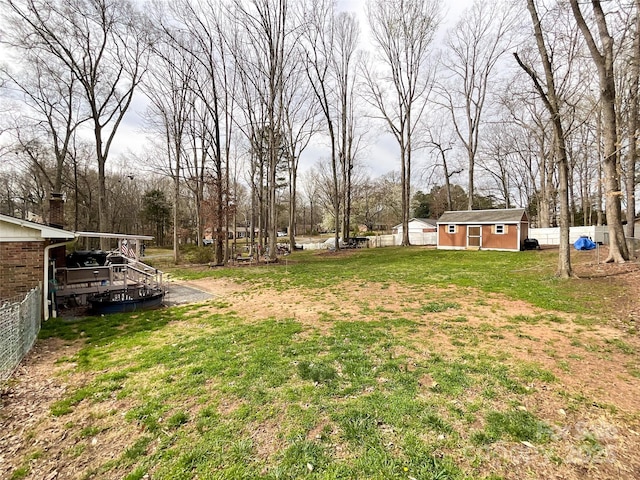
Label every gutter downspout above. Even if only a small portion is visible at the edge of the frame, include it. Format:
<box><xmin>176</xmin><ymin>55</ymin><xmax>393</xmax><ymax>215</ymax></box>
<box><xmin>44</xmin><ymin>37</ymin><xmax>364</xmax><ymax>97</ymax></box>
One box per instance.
<box><xmin>43</xmin><ymin>238</ymin><xmax>76</xmax><ymax>321</ymax></box>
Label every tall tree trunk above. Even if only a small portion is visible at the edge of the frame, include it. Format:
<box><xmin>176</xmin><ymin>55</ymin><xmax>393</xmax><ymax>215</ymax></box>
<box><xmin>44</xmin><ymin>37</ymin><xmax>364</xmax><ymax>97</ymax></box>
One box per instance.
<box><xmin>596</xmin><ymin>109</ymin><xmax>604</xmax><ymax>226</ymax></box>
<box><xmin>515</xmin><ymin>0</ymin><xmax>572</xmax><ymax>277</ymax></box>
<box><xmin>570</xmin><ymin>0</ymin><xmax>629</xmax><ymax>262</ymax></box>
<box><xmin>173</xmin><ymin>165</ymin><xmax>180</xmax><ymax>263</ymax></box>
<box><xmin>538</xmin><ymin>139</ymin><xmax>551</xmax><ymax>228</ymax></box>
<box><xmin>400</xmin><ymin>142</ymin><xmax>410</xmax><ymax>246</ymax></box>
<box><xmin>626</xmin><ymin>1</ymin><xmax>639</xmax><ymax>238</ymax></box>
<box><xmin>332</xmin><ymin>131</ymin><xmax>340</xmax><ymax>250</ymax></box>
<box><xmin>289</xmin><ymin>164</ymin><xmax>297</xmax><ymax>249</ymax></box>
<box><xmin>404</xmin><ymin>125</ymin><xmax>412</xmax><ymax>246</ymax></box>
<box><xmin>96</xmin><ymin>139</ymin><xmax>108</xmax><ymax>250</ymax></box>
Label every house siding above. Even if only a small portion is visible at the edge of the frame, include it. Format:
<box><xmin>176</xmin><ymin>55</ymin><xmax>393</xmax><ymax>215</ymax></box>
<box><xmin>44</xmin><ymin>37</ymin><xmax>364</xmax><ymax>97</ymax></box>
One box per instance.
<box><xmin>439</xmin><ymin>225</ymin><xmax>468</xmax><ymax>248</ymax></box>
<box><xmin>481</xmin><ymin>224</ymin><xmax>520</xmax><ymax>250</ymax></box>
<box><xmin>0</xmin><ymin>241</ymin><xmax>44</xmax><ymax>301</ymax></box>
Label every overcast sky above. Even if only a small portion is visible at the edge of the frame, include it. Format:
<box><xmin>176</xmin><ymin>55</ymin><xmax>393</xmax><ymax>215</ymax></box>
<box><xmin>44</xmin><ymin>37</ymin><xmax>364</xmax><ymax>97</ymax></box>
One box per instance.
<box><xmin>108</xmin><ymin>0</ymin><xmax>476</xmax><ymax>184</ymax></box>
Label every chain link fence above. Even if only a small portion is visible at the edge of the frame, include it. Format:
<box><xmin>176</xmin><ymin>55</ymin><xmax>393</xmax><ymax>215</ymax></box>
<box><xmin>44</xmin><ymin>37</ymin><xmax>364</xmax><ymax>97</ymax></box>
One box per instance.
<box><xmin>0</xmin><ymin>286</ymin><xmax>42</xmax><ymax>382</ymax></box>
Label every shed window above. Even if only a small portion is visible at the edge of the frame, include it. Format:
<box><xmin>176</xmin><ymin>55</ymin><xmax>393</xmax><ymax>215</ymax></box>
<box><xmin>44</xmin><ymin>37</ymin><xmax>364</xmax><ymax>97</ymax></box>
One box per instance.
<box><xmin>495</xmin><ymin>224</ymin><xmax>506</xmax><ymax>234</ymax></box>
<box><xmin>447</xmin><ymin>224</ymin><xmax>457</xmax><ymax>234</ymax></box>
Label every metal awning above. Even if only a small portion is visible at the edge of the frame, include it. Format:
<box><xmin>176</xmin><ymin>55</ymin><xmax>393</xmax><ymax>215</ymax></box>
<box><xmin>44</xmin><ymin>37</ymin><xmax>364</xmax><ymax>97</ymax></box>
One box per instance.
<box><xmin>74</xmin><ymin>231</ymin><xmax>154</xmax><ymax>240</ymax></box>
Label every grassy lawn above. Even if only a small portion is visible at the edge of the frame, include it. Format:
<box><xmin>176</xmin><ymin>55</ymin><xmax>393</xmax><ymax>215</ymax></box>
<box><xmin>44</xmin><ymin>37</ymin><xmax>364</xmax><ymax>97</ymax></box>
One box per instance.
<box><xmin>5</xmin><ymin>247</ymin><xmax>639</xmax><ymax>479</ymax></box>
<box><xmin>167</xmin><ymin>247</ymin><xmax>604</xmax><ymax>313</ymax></box>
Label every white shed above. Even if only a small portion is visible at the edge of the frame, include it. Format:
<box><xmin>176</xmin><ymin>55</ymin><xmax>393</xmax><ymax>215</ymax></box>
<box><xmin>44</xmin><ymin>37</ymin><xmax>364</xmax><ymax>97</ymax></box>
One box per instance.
<box><xmin>392</xmin><ymin>218</ymin><xmax>437</xmax><ymax>245</ymax></box>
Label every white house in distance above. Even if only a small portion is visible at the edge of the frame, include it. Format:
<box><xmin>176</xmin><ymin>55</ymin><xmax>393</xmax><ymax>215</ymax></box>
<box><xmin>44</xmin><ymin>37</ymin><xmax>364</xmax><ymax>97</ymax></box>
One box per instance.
<box><xmin>392</xmin><ymin>218</ymin><xmax>438</xmax><ymax>245</ymax></box>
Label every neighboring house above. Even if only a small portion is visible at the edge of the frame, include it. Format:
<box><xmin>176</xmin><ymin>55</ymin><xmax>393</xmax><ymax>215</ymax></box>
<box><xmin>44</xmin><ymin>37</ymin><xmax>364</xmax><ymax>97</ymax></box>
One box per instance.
<box><xmin>437</xmin><ymin>208</ymin><xmax>529</xmax><ymax>252</ymax></box>
<box><xmin>633</xmin><ymin>218</ymin><xmax>640</xmax><ymax>239</ymax></box>
<box><xmin>393</xmin><ymin>218</ymin><xmax>438</xmax><ymax>245</ymax></box>
<box><xmin>0</xmin><ymin>213</ymin><xmax>75</xmax><ymax>307</ymax></box>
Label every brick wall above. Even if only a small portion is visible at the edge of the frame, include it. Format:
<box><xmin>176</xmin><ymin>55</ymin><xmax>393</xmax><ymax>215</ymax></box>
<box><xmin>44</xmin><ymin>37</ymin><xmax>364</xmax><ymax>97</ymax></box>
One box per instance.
<box><xmin>0</xmin><ymin>241</ymin><xmax>44</xmax><ymax>301</ymax></box>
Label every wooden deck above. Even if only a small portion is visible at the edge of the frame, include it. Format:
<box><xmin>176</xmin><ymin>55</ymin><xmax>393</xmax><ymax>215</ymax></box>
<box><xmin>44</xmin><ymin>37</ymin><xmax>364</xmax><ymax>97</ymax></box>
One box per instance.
<box><xmin>54</xmin><ymin>258</ymin><xmax>164</xmax><ymax>307</ymax></box>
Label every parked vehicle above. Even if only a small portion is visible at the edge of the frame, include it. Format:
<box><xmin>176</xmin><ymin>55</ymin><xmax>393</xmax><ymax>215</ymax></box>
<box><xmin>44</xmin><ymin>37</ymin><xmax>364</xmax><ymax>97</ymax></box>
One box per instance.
<box><xmin>523</xmin><ymin>238</ymin><xmax>540</xmax><ymax>250</ymax></box>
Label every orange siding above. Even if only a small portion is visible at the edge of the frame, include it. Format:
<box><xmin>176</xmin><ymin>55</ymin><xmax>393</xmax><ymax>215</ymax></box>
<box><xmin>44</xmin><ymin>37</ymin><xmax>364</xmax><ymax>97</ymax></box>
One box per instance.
<box><xmin>481</xmin><ymin>224</ymin><xmax>520</xmax><ymax>250</ymax></box>
<box><xmin>438</xmin><ymin>225</ymin><xmax>468</xmax><ymax>248</ymax></box>
<box><xmin>439</xmin><ymin>222</ymin><xmax>525</xmax><ymax>250</ymax></box>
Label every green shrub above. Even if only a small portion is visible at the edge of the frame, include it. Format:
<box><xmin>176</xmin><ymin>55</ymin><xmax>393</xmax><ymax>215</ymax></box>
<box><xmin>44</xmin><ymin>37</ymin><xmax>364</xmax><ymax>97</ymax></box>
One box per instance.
<box><xmin>181</xmin><ymin>245</ymin><xmax>215</xmax><ymax>264</ymax></box>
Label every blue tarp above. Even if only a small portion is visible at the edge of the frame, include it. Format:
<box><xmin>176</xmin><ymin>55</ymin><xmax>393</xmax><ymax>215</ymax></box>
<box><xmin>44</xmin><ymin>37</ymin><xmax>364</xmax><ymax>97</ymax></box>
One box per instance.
<box><xmin>574</xmin><ymin>236</ymin><xmax>596</xmax><ymax>250</ymax></box>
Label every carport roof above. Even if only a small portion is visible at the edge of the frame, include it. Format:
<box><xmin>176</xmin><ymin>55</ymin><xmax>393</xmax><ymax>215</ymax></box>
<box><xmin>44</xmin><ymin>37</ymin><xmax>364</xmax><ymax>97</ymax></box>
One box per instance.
<box><xmin>437</xmin><ymin>208</ymin><xmax>527</xmax><ymax>224</ymax></box>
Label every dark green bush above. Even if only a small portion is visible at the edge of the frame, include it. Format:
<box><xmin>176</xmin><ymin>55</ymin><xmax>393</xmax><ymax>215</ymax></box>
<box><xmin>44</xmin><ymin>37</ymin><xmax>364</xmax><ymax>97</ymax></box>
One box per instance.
<box><xmin>181</xmin><ymin>245</ymin><xmax>215</xmax><ymax>264</ymax></box>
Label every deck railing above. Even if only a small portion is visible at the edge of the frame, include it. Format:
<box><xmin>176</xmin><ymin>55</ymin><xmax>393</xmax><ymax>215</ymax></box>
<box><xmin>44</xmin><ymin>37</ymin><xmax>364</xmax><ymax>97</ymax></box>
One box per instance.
<box><xmin>55</xmin><ymin>257</ymin><xmax>163</xmax><ymax>296</ymax></box>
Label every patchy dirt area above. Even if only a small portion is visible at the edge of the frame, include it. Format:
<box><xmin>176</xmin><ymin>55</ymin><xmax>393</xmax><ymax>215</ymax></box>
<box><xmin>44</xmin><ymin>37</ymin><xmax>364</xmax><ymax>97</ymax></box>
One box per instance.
<box><xmin>2</xmin><ymin>248</ymin><xmax>640</xmax><ymax>479</ymax></box>
<box><xmin>0</xmin><ymin>340</ymin><xmax>82</xmax><ymax>479</ymax></box>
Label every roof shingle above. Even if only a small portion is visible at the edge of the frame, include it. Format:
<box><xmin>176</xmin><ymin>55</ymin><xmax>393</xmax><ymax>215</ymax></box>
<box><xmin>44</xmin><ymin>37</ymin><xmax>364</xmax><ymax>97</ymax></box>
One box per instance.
<box><xmin>437</xmin><ymin>208</ymin><xmax>527</xmax><ymax>224</ymax></box>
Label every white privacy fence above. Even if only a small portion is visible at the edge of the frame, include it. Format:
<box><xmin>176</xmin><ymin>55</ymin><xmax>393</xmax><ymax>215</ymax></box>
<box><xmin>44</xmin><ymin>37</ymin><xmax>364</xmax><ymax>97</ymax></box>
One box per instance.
<box><xmin>525</xmin><ymin>226</ymin><xmax>640</xmax><ymax>256</ymax></box>
<box><xmin>528</xmin><ymin>226</ymin><xmax>609</xmax><ymax>245</ymax></box>
<box><xmin>301</xmin><ymin>235</ymin><xmax>397</xmax><ymax>250</ymax></box>
<box><xmin>369</xmin><ymin>235</ymin><xmax>397</xmax><ymax>247</ymax></box>
<box><xmin>300</xmin><ymin>233</ymin><xmax>436</xmax><ymax>250</ymax></box>
<box><xmin>404</xmin><ymin>232</ymin><xmax>437</xmax><ymax>246</ymax></box>
<box><xmin>0</xmin><ymin>286</ymin><xmax>42</xmax><ymax>382</ymax></box>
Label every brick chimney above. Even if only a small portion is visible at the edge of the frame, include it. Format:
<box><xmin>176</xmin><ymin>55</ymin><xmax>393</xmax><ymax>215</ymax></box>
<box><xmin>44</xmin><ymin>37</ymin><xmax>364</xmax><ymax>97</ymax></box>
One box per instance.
<box><xmin>49</xmin><ymin>192</ymin><xmax>64</xmax><ymax>229</ymax></box>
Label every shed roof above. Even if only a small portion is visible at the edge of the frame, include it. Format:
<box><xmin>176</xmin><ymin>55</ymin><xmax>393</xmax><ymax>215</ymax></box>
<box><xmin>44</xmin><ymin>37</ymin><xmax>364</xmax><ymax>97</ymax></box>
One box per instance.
<box><xmin>0</xmin><ymin>213</ymin><xmax>76</xmax><ymax>242</ymax></box>
<box><xmin>414</xmin><ymin>218</ymin><xmax>437</xmax><ymax>225</ymax></box>
<box><xmin>392</xmin><ymin>218</ymin><xmax>438</xmax><ymax>229</ymax></box>
<box><xmin>437</xmin><ymin>208</ymin><xmax>527</xmax><ymax>224</ymax></box>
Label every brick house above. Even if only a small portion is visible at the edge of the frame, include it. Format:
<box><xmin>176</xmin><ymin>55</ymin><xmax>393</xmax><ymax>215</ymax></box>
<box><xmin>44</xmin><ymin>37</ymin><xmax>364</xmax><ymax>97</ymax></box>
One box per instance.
<box><xmin>437</xmin><ymin>208</ymin><xmax>529</xmax><ymax>252</ymax></box>
<box><xmin>0</xmin><ymin>213</ymin><xmax>75</xmax><ymax>306</ymax></box>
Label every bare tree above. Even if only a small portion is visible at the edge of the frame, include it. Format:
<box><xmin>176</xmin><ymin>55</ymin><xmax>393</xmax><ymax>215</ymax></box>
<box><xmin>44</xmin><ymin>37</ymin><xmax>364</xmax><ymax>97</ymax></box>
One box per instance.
<box><xmin>181</xmin><ymin>91</ymin><xmax>211</xmax><ymax>250</ymax></box>
<box><xmin>569</xmin><ymin>0</ymin><xmax>629</xmax><ymax>262</ymax></box>
<box><xmin>500</xmin><ymin>74</ymin><xmax>560</xmax><ymax>227</ymax></box>
<box><xmin>163</xmin><ymin>0</ymin><xmax>236</xmax><ymax>265</ymax></box>
<box><xmin>235</xmin><ymin>68</ymin><xmax>268</xmax><ymax>254</ymax></box>
<box><xmin>0</xmin><ymin>55</ymin><xmax>86</xmax><ymax>194</ymax></box>
<box><xmin>301</xmin><ymin>0</ymin><xmax>341</xmax><ymax>250</ymax></box>
<box><xmin>625</xmin><ymin>1</ymin><xmax>639</xmax><ymax>238</ymax></box>
<box><xmin>299</xmin><ymin>168</ymin><xmax>322</xmax><ymax>235</ymax></box>
<box><xmin>514</xmin><ymin>0</ymin><xmax>572</xmax><ymax>278</ymax></box>
<box><xmin>281</xmin><ymin>59</ymin><xmax>319</xmax><ymax>250</ymax></box>
<box><xmin>334</xmin><ymin>11</ymin><xmax>361</xmax><ymax>241</ymax></box>
<box><xmin>232</xmin><ymin>0</ymin><xmax>290</xmax><ymax>261</ymax></box>
<box><xmin>309</xmin><ymin>160</ymin><xmax>337</xmax><ymax>230</ymax></box>
<box><xmin>477</xmin><ymin>125</ymin><xmax>516</xmax><ymax>209</ymax></box>
<box><xmin>142</xmin><ymin>17</ymin><xmax>196</xmax><ymax>263</ymax></box>
<box><xmin>372</xmin><ymin>171</ymin><xmax>404</xmax><ymax>228</ymax></box>
<box><xmin>5</xmin><ymin>0</ymin><xmax>150</xmax><ymax>247</ymax></box>
<box><xmin>363</xmin><ymin>0</ymin><xmax>440</xmax><ymax>246</ymax></box>
<box><xmin>423</xmin><ymin>112</ymin><xmax>462</xmax><ymax>212</ymax></box>
<box><xmin>437</xmin><ymin>0</ymin><xmax>517</xmax><ymax>211</ymax></box>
